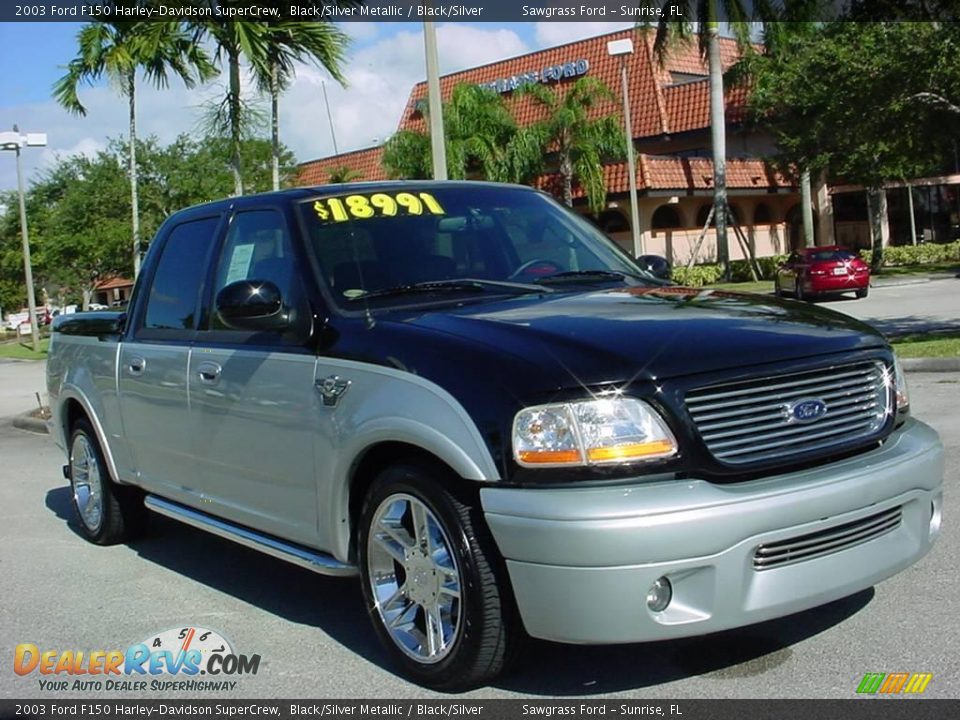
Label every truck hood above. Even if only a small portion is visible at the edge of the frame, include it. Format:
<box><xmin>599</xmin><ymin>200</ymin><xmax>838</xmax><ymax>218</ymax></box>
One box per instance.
<box><xmin>403</xmin><ymin>286</ymin><xmax>887</xmax><ymax>387</ymax></box>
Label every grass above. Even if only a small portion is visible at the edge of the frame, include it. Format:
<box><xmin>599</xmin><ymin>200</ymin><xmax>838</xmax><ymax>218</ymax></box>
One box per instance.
<box><xmin>890</xmin><ymin>332</ymin><xmax>960</xmax><ymax>359</ymax></box>
<box><xmin>0</xmin><ymin>337</ymin><xmax>50</xmax><ymax>360</ymax></box>
<box><xmin>707</xmin><ymin>280</ymin><xmax>775</xmax><ymax>294</ymax></box>
<box><xmin>874</xmin><ymin>262</ymin><xmax>959</xmax><ymax>278</ymax></box>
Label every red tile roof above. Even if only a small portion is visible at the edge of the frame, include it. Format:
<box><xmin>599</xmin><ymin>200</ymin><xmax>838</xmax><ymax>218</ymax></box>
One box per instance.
<box><xmin>297</xmin><ymin>146</ymin><xmax>386</xmax><ymax>186</ymax></box>
<box><xmin>93</xmin><ymin>276</ymin><xmax>133</xmax><ymax>291</ymax></box>
<box><xmin>535</xmin><ymin>154</ymin><xmax>793</xmax><ymax>198</ymax></box>
<box><xmin>398</xmin><ymin>29</ymin><xmax>746</xmax><ymax>139</ymax></box>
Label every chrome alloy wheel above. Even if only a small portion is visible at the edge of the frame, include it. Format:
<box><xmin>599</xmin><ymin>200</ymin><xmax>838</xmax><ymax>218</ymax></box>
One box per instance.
<box><xmin>367</xmin><ymin>493</ymin><xmax>462</xmax><ymax>664</ymax></box>
<box><xmin>71</xmin><ymin>434</ymin><xmax>104</xmax><ymax>533</ymax></box>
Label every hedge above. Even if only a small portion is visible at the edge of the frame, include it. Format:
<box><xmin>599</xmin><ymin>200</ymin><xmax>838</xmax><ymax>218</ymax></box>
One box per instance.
<box><xmin>860</xmin><ymin>241</ymin><xmax>960</xmax><ymax>267</ymax></box>
<box><xmin>671</xmin><ymin>242</ymin><xmax>959</xmax><ymax>286</ymax></box>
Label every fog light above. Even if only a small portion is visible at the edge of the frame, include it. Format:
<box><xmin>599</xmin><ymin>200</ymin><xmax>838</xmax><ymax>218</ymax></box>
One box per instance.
<box><xmin>646</xmin><ymin>576</ymin><xmax>672</xmax><ymax>612</ymax></box>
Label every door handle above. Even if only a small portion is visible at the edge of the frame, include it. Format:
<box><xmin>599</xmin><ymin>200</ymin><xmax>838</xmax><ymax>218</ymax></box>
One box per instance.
<box><xmin>127</xmin><ymin>356</ymin><xmax>146</xmax><ymax>375</ymax></box>
<box><xmin>196</xmin><ymin>361</ymin><xmax>222</xmax><ymax>385</ymax></box>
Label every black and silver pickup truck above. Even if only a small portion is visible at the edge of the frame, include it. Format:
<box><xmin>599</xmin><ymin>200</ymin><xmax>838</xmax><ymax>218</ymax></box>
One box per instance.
<box><xmin>47</xmin><ymin>182</ymin><xmax>944</xmax><ymax>690</ymax></box>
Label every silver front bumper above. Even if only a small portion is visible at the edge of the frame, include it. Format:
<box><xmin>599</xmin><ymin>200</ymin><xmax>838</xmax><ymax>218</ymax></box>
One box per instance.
<box><xmin>481</xmin><ymin>418</ymin><xmax>943</xmax><ymax>644</ymax></box>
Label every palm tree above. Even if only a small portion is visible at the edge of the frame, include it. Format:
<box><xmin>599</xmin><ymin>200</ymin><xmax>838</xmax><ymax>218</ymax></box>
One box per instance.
<box><xmin>254</xmin><ymin>20</ymin><xmax>350</xmax><ymax>191</ymax></box>
<box><xmin>648</xmin><ymin>1</ymin><xmax>752</xmax><ymax>275</ymax></box>
<box><xmin>190</xmin><ymin>10</ymin><xmax>349</xmax><ymax>196</ymax></box>
<box><xmin>384</xmin><ymin>84</ymin><xmax>520</xmax><ymax>181</ymax></box>
<box><xmin>512</xmin><ymin>77</ymin><xmax>624</xmax><ymax>214</ymax></box>
<box><xmin>325</xmin><ymin>165</ymin><xmax>363</xmax><ymax>183</ymax></box>
<box><xmin>53</xmin><ymin>21</ymin><xmax>215</xmax><ymax>277</ymax></box>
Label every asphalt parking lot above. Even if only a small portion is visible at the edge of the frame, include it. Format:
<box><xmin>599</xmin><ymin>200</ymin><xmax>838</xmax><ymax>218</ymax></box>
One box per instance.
<box><xmin>0</xmin><ymin>280</ymin><xmax>957</xmax><ymax>700</ymax></box>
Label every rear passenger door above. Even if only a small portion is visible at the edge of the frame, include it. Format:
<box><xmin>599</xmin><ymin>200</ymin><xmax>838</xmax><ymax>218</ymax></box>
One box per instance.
<box><xmin>186</xmin><ymin>207</ymin><xmax>323</xmax><ymax>546</ymax></box>
<box><xmin>117</xmin><ymin>214</ymin><xmax>221</xmax><ymax>496</ymax></box>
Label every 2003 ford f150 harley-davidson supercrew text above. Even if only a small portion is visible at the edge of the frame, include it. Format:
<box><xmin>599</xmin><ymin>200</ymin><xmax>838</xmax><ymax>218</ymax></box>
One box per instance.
<box><xmin>47</xmin><ymin>183</ymin><xmax>943</xmax><ymax>690</ymax></box>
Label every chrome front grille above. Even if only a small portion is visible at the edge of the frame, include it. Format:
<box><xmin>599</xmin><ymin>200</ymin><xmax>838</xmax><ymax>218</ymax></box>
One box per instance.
<box><xmin>754</xmin><ymin>506</ymin><xmax>903</xmax><ymax>570</ymax></box>
<box><xmin>685</xmin><ymin>360</ymin><xmax>891</xmax><ymax>465</ymax></box>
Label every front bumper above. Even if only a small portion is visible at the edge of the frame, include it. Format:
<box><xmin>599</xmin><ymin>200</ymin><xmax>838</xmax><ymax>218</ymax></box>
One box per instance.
<box><xmin>481</xmin><ymin>418</ymin><xmax>943</xmax><ymax>644</ymax></box>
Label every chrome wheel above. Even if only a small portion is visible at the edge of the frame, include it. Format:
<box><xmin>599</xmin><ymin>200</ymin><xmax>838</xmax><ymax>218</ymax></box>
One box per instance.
<box><xmin>71</xmin><ymin>433</ymin><xmax>104</xmax><ymax>533</ymax></box>
<box><xmin>366</xmin><ymin>493</ymin><xmax>462</xmax><ymax>664</ymax></box>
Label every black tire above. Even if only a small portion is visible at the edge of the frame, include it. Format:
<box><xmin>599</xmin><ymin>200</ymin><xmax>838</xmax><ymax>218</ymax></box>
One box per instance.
<box><xmin>68</xmin><ymin>419</ymin><xmax>147</xmax><ymax>545</ymax></box>
<box><xmin>856</xmin><ymin>287</ymin><xmax>869</xmax><ymax>299</ymax></box>
<box><xmin>358</xmin><ymin>462</ymin><xmax>515</xmax><ymax>691</ymax></box>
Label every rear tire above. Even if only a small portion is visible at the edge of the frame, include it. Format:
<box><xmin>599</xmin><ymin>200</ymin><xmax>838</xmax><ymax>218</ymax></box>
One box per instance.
<box><xmin>68</xmin><ymin>419</ymin><xmax>147</xmax><ymax>545</ymax></box>
<box><xmin>358</xmin><ymin>463</ymin><xmax>515</xmax><ymax>691</ymax></box>
<box><xmin>856</xmin><ymin>287</ymin><xmax>869</xmax><ymax>299</ymax></box>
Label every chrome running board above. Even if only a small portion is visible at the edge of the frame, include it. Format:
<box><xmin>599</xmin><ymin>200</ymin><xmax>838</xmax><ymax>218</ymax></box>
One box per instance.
<box><xmin>144</xmin><ymin>495</ymin><xmax>358</xmax><ymax>577</ymax></box>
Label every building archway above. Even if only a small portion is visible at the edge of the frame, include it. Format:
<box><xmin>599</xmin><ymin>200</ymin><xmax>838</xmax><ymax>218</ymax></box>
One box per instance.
<box><xmin>596</xmin><ymin>209</ymin><xmax>630</xmax><ymax>234</ymax></box>
<box><xmin>651</xmin><ymin>204</ymin><xmax>682</xmax><ymax>229</ymax></box>
<box><xmin>785</xmin><ymin>204</ymin><xmax>820</xmax><ymax>249</ymax></box>
<box><xmin>753</xmin><ymin>202</ymin><xmax>773</xmax><ymax>225</ymax></box>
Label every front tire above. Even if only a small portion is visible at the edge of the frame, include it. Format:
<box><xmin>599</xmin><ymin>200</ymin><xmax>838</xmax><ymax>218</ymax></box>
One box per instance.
<box><xmin>358</xmin><ymin>463</ymin><xmax>514</xmax><ymax>691</ymax></box>
<box><xmin>68</xmin><ymin>419</ymin><xmax>146</xmax><ymax>545</ymax></box>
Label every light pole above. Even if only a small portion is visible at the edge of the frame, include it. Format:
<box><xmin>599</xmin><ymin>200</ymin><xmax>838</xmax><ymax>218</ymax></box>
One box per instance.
<box><xmin>423</xmin><ymin>20</ymin><xmax>447</xmax><ymax>180</ymax></box>
<box><xmin>0</xmin><ymin>126</ymin><xmax>47</xmax><ymax>353</ymax></box>
<box><xmin>607</xmin><ymin>39</ymin><xmax>642</xmax><ymax>258</ymax></box>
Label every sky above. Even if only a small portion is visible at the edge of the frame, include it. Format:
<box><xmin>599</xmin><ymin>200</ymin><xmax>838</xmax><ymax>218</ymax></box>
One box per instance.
<box><xmin>0</xmin><ymin>21</ymin><xmax>637</xmax><ymax>194</ymax></box>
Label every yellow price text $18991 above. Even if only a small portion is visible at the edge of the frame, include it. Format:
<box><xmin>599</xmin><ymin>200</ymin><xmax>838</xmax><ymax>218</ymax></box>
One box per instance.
<box><xmin>313</xmin><ymin>192</ymin><xmax>446</xmax><ymax>223</ymax></box>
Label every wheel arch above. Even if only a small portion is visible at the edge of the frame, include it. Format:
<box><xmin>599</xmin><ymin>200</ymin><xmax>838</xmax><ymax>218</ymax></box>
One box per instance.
<box><xmin>57</xmin><ymin>389</ymin><xmax>120</xmax><ymax>483</ymax></box>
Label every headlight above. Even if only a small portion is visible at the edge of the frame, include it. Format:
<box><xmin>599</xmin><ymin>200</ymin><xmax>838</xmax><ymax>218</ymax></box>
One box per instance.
<box><xmin>893</xmin><ymin>355</ymin><xmax>909</xmax><ymax>410</ymax></box>
<box><xmin>513</xmin><ymin>397</ymin><xmax>678</xmax><ymax>467</ymax></box>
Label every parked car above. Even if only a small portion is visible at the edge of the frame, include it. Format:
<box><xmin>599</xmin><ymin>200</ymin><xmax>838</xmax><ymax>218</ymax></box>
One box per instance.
<box><xmin>775</xmin><ymin>246</ymin><xmax>871</xmax><ymax>300</ymax></box>
<box><xmin>5</xmin><ymin>307</ymin><xmax>50</xmax><ymax>330</ymax></box>
<box><xmin>635</xmin><ymin>253</ymin><xmax>672</xmax><ymax>281</ymax></box>
<box><xmin>47</xmin><ymin>183</ymin><xmax>942</xmax><ymax>690</ymax></box>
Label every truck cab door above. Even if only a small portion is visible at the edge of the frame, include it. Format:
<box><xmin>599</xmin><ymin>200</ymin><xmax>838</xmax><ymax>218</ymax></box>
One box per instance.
<box><xmin>185</xmin><ymin>208</ymin><xmax>323</xmax><ymax>547</ymax></box>
<box><xmin>117</xmin><ymin>214</ymin><xmax>222</xmax><ymax>497</ymax></box>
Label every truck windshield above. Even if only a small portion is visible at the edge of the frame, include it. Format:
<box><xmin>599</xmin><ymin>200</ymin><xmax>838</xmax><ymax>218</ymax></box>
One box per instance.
<box><xmin>298</xmin><ymin>185</ymin><xmax>652</xmax><ymax>307</ymax></box>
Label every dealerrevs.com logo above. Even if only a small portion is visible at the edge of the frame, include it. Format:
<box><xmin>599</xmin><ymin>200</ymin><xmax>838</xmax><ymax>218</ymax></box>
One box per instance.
<box><xmin>14</xmin><ymin>626</ymin><xmax>261</xmax><ymax>693</ymax></box>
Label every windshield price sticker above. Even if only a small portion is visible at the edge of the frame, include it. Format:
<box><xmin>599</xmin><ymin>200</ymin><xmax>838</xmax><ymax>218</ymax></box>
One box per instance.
<box><xmin>313</xmin><ymin>192</ymin><xmax>445</xmax><ymax>223</ymax></box>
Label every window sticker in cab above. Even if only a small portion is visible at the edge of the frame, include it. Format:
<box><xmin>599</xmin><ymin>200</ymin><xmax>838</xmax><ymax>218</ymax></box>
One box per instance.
<box><xmin>313</xmin><ymin>192</ymin><xmax>445</xmax><ymax>223</ymax></box>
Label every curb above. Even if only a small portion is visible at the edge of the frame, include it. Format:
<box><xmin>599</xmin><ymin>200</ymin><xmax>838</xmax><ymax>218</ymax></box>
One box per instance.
<box><xmin>12</xmin><ymin>411</ymin><xmax>48</xmax><ymax>434</ymax></box>
<box><xmin>872</xmin><ymin>273</ymin><xmax>957</xmax><ymax>289</ymax></box>
<box><xmin>901</xmin><ymin>357</ymin><xmax>960</xmax><ymax>373</ymax></box>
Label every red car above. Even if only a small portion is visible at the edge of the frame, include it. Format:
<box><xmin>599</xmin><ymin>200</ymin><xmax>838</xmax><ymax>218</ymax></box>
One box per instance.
<box><xmin>775</xmin><ymin>246</ymin><xmax>871</xmax><ymax>300</ymax></box>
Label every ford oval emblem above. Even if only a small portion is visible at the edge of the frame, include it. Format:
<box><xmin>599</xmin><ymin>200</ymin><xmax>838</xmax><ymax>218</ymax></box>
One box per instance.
<box><xmin>784</xmin><ymin>398</ymin><xmax>828</xmax><ymax>424</ymax></box>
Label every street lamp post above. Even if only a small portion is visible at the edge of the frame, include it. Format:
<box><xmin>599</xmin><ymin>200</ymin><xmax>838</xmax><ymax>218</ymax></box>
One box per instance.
<box><xmin>607</xmin><ymin>39</ymin><xmax>643</xmax><ymax>258</ymax></box>
<box><xmin>0</xmin><ymin>126</ymin><xmax>47</xmax><ymax>353</ymax></box>
<box><xmin>423</xmin><ymin>20</ymin><xmax>447</xmax><ymax>181</ymax></box>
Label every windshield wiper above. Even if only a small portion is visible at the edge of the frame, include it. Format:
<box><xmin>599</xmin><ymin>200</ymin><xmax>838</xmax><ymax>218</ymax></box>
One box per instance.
<box><xmin>348</xmin><ymin>278</ymin><xmax>552</xmax><ymax>301</ymax></box>
<box><xmin>535</xmin><ymin>270</ymin><xmax>642</xmax><ymax>284</ymax></box>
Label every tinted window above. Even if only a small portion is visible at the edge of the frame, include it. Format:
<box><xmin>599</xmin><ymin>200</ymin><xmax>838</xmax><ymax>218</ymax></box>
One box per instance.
<box><xmin>210</xmin><ymin>210</ymin><xmax>306</xmax><ymax>331</ymax></box>
<box><xmin>143</xmin><ymin>217</ymin><xmax>219</xmax><ymax>331</ymax></box>
<box><xmin>808</xmin><ymin>250</ymin><xmax>856</xmax><ymax>262</ymax></box>
<box><xmin>300</xmin><ymin>187</ymin><xmax>646</xmax><ymax>306</ymax></box>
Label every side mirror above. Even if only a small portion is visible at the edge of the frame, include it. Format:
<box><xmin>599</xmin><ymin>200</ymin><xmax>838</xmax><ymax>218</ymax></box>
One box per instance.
<box><xmin>635</xmin><ymin>254</ymin><xmax>672</xmax><ymax>281</ymax></box>
<box><xmin>216</xmin><ymin>280</ymin><xmax>290</xmax><ymax>332</ymax></box>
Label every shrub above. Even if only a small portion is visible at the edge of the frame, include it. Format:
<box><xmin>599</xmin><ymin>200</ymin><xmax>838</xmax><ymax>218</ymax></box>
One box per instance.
<box><xmin>860</xmin><ymin>241</ymin><xmax>960</xmax><ymax>267</ymax></box>
<box><xmin>671</xmin><ymin>264</ymin><xmax>725</xmax><ymax>287</ymax></box>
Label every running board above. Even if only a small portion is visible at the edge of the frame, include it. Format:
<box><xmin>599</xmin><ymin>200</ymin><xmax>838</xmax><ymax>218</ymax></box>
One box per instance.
<box><xmin>144</xmin><ymin>495</ymin><xmax>358</xmax><ymax>578</ymax></box>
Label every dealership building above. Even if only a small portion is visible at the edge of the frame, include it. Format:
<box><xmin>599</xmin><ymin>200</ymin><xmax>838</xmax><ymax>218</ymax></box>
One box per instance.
<box><xmin>297</xmin><ymin>28</ymin><xmax>959</xmax><ymax>261</ymax></box>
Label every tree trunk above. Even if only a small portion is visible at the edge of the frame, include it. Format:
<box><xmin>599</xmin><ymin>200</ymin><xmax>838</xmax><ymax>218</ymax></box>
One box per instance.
<box><xmin>800</xmin><ymin>168</ymin><xmax>815</xmax><ymax>247</ymax></box>
<box><xmin>815</xmin><ymin>170</ymin><xmax>836</xmax><ymax>246</ymax></box>
<box><xmin>128</xmin><ymin>70</ymin><xmax>141</xmax><ymax>278</ymax></box>
<box><xmin>270</xmin><ymin>60</ymin><xmax>280</xmax><ymax>192</ymax></box>
<box><xmin>228</xmin><ymin>46</ymin><xmax>244</xmax><ymax>197</ymax></box>
<box><xmin>559</xmin><ymin>134</ymin><xmax>573</xmax><ymax>207</ymax></box>
<box><xmin>81</xmin><ymin>287</ymin><xmax>92</xmax><ymax>312</ymax></box>
<box><xmin>866</xmin><ymin>187</ymin><xmax>888</xmax><ymax>273</ymax></box>
<box><xmin>707</xmin><ymin>22</ymin><xmax>729</xmax><ymax>276</ymax></box>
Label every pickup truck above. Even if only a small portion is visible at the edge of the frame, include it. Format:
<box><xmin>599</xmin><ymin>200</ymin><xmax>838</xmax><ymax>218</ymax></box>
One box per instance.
<box><xmin>47</xmin><ymin>182</ymin><xmax>944</xmax><ymax>690</ymax></box>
